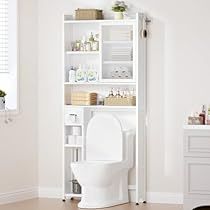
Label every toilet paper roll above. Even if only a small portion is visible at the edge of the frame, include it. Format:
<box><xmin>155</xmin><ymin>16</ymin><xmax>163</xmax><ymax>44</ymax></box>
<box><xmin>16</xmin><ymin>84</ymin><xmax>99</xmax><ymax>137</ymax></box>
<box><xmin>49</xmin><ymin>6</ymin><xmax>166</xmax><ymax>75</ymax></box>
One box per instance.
<box><xmin>72</xmin><ymin>126</ymin><xmax>81</xmax><ymax>136</ymax></box>
<box><xmin>68</xmin><ymin>136</ymin><xmax>76</xmax><ymax>145</ymax></box>
<box><xmin>76</xmin><ymin>136</ymin><xmax>83</xmax><ymax>145</ymax></box>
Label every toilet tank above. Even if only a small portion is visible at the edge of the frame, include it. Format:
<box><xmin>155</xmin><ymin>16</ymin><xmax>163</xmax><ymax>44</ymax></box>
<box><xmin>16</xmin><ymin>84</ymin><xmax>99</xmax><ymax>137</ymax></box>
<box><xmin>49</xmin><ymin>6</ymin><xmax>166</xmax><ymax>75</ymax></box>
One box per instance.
<box><xmin>86</xmin><ymin>114</ymin><xmax>123</xmax><ymax>161</ymax></box>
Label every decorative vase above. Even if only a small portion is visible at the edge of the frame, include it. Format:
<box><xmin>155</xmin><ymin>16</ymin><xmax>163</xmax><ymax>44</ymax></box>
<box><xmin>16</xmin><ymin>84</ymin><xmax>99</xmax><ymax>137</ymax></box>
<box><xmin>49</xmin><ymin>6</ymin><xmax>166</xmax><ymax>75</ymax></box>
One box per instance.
<box><xmin>0</xmin><ymin>97</ymin><xmax>5</xmax><ymax>110</ymax></box>
<box><xmin>114</xmin><ymin>12</ymin><xmax>124</xmax><ymax>20</ymax></box>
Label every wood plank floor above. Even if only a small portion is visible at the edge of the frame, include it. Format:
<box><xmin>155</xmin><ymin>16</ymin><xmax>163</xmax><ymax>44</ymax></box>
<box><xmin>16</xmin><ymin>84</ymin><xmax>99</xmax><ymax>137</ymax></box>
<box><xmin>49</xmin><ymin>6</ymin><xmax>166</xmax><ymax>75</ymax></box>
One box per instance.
<box><xmin>0</xmin><ymin>198</ymin><xmax>182</xmax><ymax>210</ymax></box>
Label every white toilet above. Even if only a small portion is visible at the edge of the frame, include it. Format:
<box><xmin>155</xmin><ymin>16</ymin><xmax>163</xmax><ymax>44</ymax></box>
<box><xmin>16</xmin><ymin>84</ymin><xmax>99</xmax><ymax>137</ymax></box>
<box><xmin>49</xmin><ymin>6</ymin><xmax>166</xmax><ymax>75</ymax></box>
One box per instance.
<box><xmin>71</xmin><ymin>114</ymin><xmax>134</xmax><ymax>209</ymax></box>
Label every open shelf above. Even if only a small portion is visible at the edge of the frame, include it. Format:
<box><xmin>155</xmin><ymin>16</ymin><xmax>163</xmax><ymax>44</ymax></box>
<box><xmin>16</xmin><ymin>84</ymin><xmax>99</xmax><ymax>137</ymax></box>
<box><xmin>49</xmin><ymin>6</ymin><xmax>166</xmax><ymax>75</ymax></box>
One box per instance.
<box><xmin>103</xmin><ymin>41</ymin><xmax>133</xmax><ymax>44</ymax></box>
<box><xmin>66</xmin><ymin>51</ymin><xmax>99</xmax><ymax>55</ymax></box>
<box><xmin>65</xmin><ymin>123</ymin><xmax>83</xmax><ymax>127</ymax></box>
<box><xmin>64</xmin><ymin>19</ymin><xmax>136</xmax><ymax>24</ymax></box>
<box><xmin>64</xmin><ymin>144</ymin><xmax>83</xmax><ymax>148</ymax></box>
<box><xmin>64</xmin><ymin>82</ymin><xmax>136</xmax><ymax>85</ymax></box>
<box><xmin>103</xmin><ymin>61</ymin><xmax>133</xmax><ymax>65</ymax></box>
<box><xmin>66</xmin><ymin>105</ymin><xmax>136</xmax><ymax>109</ymax></box>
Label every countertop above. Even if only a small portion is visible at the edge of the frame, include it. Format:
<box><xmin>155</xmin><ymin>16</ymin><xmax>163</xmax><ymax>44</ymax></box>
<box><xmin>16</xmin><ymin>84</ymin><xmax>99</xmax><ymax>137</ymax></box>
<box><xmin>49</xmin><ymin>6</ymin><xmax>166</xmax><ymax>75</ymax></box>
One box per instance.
<box><xmin>184</xmin><ymin>125</ymin><xmax>210</xmax><ymax>130</ymax></box>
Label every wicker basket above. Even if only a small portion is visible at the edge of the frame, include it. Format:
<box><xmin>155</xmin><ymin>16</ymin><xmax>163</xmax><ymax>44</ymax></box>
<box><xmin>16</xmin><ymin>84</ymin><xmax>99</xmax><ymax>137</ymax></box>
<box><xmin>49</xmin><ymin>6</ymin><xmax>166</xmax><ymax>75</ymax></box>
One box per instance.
<box><xmin>104</xmin><ymin>96</ymin><xmax>136</xmax><ymax>106</ymax></box>
<box><xmin>75</xmin><ymin>9</ymin><xmax>103</xmax><ymax>20</ymax></box>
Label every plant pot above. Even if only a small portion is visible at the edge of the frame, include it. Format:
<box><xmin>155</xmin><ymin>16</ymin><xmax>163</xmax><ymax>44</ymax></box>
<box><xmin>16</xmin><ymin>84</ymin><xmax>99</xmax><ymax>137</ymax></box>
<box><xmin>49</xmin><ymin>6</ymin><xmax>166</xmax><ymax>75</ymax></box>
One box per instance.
<box><xmin>0</xmin><ymin>97</ymin><xmax>5</xmax><ymax>110</ymax></box>
<box><xmin>114</xmin><ymin>12</ymin><xmax>124</xmax><ymax>20</ymax></box>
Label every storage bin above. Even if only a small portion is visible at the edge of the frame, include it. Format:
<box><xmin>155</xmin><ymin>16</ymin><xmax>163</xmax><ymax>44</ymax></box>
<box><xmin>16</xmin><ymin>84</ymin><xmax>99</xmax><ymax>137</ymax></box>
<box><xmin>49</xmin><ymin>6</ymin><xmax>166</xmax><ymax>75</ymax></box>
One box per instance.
<box><xmin>75</xmin><ymin>9</ymin><xmax>103</xmax><ymax>20</ymax></box>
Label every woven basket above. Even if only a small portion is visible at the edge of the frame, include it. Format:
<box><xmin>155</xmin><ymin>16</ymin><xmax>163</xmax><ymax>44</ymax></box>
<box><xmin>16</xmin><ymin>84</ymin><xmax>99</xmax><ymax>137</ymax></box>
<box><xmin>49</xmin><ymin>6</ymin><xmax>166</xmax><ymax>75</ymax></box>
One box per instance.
<box><xmin>75</xmin><ymin>9</ymin><xmax>103</xmax><ymax>20</ymax></box>
<box><xmin>104</xmin><ymin>96</ymin><xmax>136</xmax><ymax>106</ymax></box>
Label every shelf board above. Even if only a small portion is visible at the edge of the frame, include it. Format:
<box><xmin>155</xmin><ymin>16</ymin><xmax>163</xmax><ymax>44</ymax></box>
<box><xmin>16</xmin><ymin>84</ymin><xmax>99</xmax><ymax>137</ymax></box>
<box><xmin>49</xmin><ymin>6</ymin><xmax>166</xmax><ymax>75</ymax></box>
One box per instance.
<box><xmin>103</xmin><ymin>61</ymin><xmax>133</xmax><ymax>64</ymax></box>
<box><xmin>64</xmin><ymin>19</ymin><xmax>136</xmax><ymax>24</ymax></box>
<box><xmin>64</xmin><ymin>82</ymin><xmax>136</xmax><ymax>85</ymax></box>
<box><xmin>65</xmin><ymin>123</ymin><xmax>83</xmax><ymax>127</ymax></box>
<box><xmin>66</xmin><ymin>51</ymin><xmax>99</xmax><ymax>55</ymax></box>
<box><xmin>65</xmin><ymin>193</ymin><xmax>82</xmax><ymax>198</ymax></box>
<box><xmin>64</xmin><ymin>144</ymin><xmax>83</xmax><ymax>148</ymax></box>
<box><xmin>103</xmin><ymin>41</ymin><xmax>133</xmax><ymax>44</ymax></box>
<box><xmin>66</xmin><ymin>105</ymin><xmax>136</xmax><ymax>109</ymax></box>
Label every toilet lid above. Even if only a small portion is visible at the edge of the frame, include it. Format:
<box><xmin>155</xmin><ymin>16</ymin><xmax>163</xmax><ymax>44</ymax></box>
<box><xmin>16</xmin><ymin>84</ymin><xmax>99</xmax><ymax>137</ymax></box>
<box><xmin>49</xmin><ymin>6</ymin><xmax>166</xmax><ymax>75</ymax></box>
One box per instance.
<box><xmin>86</xmin><ymin>114</ymin><xmax>123</xmax><ymax>161</ymax></box>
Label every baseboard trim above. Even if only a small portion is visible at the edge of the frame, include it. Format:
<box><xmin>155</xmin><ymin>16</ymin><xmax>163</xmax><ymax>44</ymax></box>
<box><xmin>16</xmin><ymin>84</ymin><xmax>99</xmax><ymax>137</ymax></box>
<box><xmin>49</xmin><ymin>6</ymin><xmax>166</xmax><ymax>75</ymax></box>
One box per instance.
<box><xmin>0</xmin><ymin>186</ymin><xmax>183</xmax><ymax>205</ymax></box>
<box><xmin>146</xmin><ymin>192</ymin><xmax>183</xmax><ymax>204</ymax></box>
<box><xmin>0</xmin><ymin>188</ymin><xmax>38</xmax><ymax>205</ymax></box>
<box><xmin>39</xmin><ymin>186</ymin><xmax>183</xmax><ymax>204</ymax></box>
<box><xmin>38</xmin><ymin>187</ymin><xmax>62</xmax><ymax>198</ymax></box>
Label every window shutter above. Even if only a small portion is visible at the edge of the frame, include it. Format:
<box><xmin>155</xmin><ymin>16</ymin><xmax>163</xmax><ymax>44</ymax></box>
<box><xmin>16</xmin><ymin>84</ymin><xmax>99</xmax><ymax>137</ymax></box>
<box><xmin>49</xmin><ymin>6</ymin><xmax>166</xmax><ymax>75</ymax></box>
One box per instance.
<box><xmin>0</xmin><ymin>0</ymin><xmax>8</xmax><ymax>72</ymax></box>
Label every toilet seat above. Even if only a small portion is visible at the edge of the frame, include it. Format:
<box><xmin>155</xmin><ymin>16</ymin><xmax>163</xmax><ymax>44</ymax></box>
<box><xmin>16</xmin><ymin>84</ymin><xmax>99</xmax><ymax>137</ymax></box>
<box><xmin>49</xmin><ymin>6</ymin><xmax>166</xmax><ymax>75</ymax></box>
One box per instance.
<box><xmin>71</xmin><ymin>160</ymin><xmax>124</xmax><ymax>173</ymax></box>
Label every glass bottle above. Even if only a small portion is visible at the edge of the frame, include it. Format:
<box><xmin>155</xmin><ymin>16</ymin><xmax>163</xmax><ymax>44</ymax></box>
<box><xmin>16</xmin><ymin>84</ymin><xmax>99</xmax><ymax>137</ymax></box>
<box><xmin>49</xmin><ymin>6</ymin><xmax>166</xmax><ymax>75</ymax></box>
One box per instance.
<box><xmin>108</xmin><ymin>88</ymin><xmax>114</xmax><ymax>98</ymax></box>
<box><xmin>89</xmin><ymin>32</ymin><xmax>94</xmax><ymax>51</ymax></box>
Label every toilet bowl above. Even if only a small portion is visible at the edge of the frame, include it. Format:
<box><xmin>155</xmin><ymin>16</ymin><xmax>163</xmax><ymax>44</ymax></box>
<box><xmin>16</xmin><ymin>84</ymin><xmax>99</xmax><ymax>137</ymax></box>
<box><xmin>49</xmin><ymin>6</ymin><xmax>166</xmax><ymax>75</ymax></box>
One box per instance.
<box><xmin>71</xmin><ymin>114</ymin><xmax>134</xmax><ymax>209</ymax></box>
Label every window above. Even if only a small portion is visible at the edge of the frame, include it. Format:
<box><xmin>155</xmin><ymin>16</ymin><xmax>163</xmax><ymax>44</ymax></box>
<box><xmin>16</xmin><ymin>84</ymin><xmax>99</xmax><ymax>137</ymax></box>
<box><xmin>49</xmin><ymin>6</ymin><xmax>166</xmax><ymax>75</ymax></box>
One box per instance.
<box><xmin>0</xmin><ymin>0</ymin><xmax>9</xmax><ymax>73</ymax></box>
<box><xmin>0</xmin><ymin>0</ymin><xmax>18</xmax><ymax>111</ymax></box>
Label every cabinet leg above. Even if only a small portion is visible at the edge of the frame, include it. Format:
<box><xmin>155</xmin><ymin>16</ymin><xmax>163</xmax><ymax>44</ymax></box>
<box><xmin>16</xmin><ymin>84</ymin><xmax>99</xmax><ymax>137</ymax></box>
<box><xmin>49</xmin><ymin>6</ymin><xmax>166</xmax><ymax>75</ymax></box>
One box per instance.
<box><xmin>62</xmin><ymin>199</ymin><xmax>66</xmax><ymax>202</ymax></box>
<box><xmin>136</xmin><ymin>203</ymin><xmax>139</xmax><ymax>205</ymax></box>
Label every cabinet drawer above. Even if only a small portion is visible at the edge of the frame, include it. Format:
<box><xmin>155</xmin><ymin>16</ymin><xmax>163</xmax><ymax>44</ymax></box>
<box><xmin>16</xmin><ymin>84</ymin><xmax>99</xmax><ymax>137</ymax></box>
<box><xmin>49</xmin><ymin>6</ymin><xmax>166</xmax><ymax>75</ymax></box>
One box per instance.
<box><xmin>185</xmin><ymin>157</ymin><xmax>210</xmax><ymax>198</ymax></box>
<box><xmin>65</xmin><ymin>107</ymin><xmax>84</xmax><ymax>125</ymax></box>
<box><xmin>184</xmin><ymin>133</ymin><xmax>210</xmax><ymax>157</ymax></box>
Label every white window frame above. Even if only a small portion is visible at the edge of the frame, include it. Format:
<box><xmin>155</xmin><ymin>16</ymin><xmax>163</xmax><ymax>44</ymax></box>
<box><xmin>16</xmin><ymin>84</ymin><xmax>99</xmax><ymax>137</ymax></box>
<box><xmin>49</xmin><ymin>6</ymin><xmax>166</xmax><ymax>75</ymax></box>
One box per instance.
<box><xmin>0</xmin><ymin>0</ymin><xmax>18</xmax><ymax>74</ymax></box>
<box><xmin>0</xmin><ymin>0</ymin><xmax>19</xmax><ymax>112</ymax></box>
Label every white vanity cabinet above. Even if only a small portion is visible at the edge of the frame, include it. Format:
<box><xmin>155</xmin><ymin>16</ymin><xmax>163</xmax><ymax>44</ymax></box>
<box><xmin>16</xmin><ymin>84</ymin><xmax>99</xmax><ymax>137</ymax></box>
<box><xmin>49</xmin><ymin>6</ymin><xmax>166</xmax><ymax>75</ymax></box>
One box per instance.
<box><xmin>184</xmin><ymin>126</ymin><xmax>210</xmax><ymax>210</ymax></box>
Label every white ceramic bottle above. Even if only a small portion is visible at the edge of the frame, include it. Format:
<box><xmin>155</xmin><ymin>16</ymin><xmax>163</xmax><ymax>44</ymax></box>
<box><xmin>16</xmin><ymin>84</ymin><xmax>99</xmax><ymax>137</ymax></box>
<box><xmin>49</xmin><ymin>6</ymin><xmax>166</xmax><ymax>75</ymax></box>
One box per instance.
<box><xmin>68</xmin><ymin>66</ymin><xmax>76</xmax><ymax>83</ymax></box>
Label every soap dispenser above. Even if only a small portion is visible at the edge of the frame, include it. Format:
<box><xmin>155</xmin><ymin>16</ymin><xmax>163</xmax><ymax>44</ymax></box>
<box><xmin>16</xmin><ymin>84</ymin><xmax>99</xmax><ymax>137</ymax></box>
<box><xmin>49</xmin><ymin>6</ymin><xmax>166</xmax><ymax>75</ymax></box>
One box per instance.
<box><xmin>76</xmin><ymin>64</ymin><xmax>86</xmax><ymax>82</ymax></box>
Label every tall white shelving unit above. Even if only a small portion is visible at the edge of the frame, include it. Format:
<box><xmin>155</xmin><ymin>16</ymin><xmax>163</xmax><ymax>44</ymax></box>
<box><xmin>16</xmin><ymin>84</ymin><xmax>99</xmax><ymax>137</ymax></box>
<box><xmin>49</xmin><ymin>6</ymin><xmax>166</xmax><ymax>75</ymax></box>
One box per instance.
<box><xmin>62</xmin><ymin>13</ymin><xmax>148</xmax><ymax>204</ymax></box>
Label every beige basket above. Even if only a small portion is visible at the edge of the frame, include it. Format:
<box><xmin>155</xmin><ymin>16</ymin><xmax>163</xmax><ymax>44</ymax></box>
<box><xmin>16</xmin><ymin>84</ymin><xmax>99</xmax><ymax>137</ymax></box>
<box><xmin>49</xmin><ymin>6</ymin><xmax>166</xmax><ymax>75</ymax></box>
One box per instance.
<box><xmin>104</xmin><ymin>96</ymin><xmax>136</xmax><ymax>106</ymax></box>
<box><xmin>75</xmin><ymin>9</ymin><xmax>103</xmax><ymax>20</ymax></box>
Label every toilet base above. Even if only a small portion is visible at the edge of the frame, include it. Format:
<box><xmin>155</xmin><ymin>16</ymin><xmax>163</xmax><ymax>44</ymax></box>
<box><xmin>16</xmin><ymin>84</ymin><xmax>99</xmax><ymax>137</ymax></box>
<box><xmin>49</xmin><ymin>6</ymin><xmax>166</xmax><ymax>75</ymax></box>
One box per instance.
<box><xmin>76</xmin><ymin>169</ymin><xmax>129</xmax><ymax>209</ymax></box>
<box><xmin>78</xmin><ymin>200</ymin><xmax>129</xmax><ymax>209</ymax></box>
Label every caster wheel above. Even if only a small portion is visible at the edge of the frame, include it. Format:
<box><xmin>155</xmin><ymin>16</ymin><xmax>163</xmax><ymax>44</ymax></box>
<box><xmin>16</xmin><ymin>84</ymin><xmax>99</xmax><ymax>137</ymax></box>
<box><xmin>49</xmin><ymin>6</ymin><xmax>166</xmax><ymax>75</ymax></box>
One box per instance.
<box><xmin>143</xmin><ymin>201</ymin><xmax>147</xmax><ymax>204</ymax></box>
<box><xmin>136</xmin><ymin>203</ymin><xmax>139</xmax><ymax>205</ymax></box>
<box><xmin>62</xmin><ymin>199</ymin><xmax>66</xmax><ymax>202</ymax></box>
<box><xmin>70</xmin><ymin>198</ymin><xmax>74</xmax><ymax>200</ymax></box>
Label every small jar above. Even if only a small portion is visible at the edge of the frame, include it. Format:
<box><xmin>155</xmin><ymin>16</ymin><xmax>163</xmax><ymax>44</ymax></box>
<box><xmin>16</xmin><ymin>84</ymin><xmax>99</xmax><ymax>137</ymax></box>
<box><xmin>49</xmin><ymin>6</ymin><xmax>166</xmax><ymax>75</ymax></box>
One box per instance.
<box><xmin>91</xmin><ymin>40</ymin><xmax>99</xmax><ymax>51</ymax></box>
<box><xmin>75</xmin><ymin>40</ymin><xmax>81</xmax><ymax>51</ymax></box>
<box><xmin>85</xmin><ymin>42</ymin><xmax>91</xmax><ymax>51</ymax></box>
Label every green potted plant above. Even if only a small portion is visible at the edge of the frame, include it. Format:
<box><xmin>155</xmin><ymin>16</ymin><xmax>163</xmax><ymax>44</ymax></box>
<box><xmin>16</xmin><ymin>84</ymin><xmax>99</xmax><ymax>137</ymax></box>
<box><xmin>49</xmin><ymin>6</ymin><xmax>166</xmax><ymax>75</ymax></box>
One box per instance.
<box><xmin>112</xmin><ymin>1</ymin><xmax>128</xmax><ymax>20</ymax></box>
<box><xmin>0</xmin><ymin>89</ymin><xmax>6</xmax><ymax>110</ymax></box>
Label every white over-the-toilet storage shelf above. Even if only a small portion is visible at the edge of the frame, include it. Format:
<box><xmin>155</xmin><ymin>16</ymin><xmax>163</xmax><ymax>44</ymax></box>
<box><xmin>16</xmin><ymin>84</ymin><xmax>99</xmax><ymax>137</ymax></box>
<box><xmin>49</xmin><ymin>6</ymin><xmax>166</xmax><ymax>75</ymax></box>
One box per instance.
<box><xmin>62</xmin><ymin>13</ymin><xmax>148</xmax><ymax>204</ymax></box>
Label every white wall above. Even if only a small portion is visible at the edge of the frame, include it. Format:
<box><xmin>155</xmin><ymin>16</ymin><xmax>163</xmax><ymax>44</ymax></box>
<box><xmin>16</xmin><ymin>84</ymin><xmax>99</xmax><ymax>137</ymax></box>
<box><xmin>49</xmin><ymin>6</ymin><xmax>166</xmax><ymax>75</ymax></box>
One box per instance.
<box><xmin>35</xmin><ymin>0</ymin><xmax>210</xmax><ymax>202</ymax></box>
<box><xmin>0</xmin><ymin>0</ymin><xmax>38</xmax><ymax>197</ymax></box>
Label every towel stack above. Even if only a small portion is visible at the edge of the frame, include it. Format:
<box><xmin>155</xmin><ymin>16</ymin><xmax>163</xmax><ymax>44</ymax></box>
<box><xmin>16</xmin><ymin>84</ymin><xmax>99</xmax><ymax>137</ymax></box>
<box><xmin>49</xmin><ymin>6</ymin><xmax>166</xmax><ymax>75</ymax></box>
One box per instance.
<box><xmin>111</xmin><ymin>47</ymin><xmax>132</xmax><ymax>61</ymax></box>
<box><xmin>109</xmin><ymin>29</ymin><xmax>133</xmax><ymax>41</ymax></box>
<box><xmin>71</xmin><ymin>92</ymin><xmax>97</xmax><ymax>105</ymax></box>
